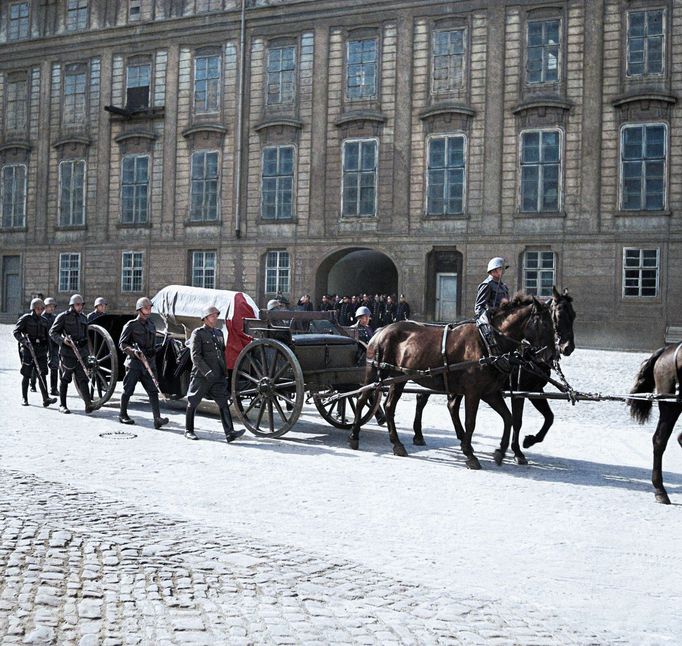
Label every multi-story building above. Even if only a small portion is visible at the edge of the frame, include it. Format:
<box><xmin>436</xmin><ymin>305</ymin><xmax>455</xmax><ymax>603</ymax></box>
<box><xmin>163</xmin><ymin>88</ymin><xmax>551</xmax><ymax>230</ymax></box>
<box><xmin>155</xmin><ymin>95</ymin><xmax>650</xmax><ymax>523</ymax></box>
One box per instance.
<box><xmin>0</xmin><ymin>0</ymin><xmax>680</xmax><ymax>349</ymax></box>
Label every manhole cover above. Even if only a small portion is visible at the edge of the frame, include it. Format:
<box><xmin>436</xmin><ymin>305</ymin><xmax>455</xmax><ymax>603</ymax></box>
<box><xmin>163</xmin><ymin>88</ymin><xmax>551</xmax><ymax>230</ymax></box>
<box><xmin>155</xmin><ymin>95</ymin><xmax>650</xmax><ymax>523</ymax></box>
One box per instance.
<box><xmin>98</xmin><ymin>431</ymin><xmax>137</xmax><ymax>439</ymax></box>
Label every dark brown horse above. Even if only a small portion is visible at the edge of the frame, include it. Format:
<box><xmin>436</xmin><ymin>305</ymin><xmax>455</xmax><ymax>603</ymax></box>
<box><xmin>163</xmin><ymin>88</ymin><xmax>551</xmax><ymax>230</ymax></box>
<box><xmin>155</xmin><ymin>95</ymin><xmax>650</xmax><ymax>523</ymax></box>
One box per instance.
<box><xmin>628</xmin><ymin>344</ymin><xmax>682</xmax><ymax>504</ymax></box>
<box><xmin>411</xmin><ymin>288</ymin><xmax>576</xmax><ymax>457</ymax></box>
<box><xmin>349</xmin><ymin>295</ymin><xmax>557</xmax><ymax>469</ymax></box>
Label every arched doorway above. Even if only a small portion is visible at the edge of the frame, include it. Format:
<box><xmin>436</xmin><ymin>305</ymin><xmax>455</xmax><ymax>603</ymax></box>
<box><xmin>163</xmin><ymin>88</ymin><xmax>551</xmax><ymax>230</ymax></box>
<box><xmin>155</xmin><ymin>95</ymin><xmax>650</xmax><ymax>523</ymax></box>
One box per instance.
<box><xmin>315</xmin><ymin>248</ymin><xmax>398</xmax><ymax>299</ymax></box>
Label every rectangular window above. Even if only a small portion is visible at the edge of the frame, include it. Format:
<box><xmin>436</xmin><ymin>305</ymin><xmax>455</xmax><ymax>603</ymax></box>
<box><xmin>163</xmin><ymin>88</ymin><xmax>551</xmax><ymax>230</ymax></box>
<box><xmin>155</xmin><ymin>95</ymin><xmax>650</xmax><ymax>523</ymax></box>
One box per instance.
<box><xmin>520</xmin><ymin>129</ymin><xmax>561</xmax><ymax>213</ymax></box>
<box><xmin>63</xmin><ymin>64</ymin><xmax>87</xmax><ymax>127</ymax></box>
<box><xmin>121</xmin><ymin>155</ymin><xmax>149</xmax><ymax>224</ymax></box>
<box><xmin>194</xmin><ymin>54</ymin><xmax>220</xmax><ymax>113</ymax></box>
<box><xmin>527</xmin><ymin>19</ymin><xmax>560</xmax><ymax>84</ymax></box>
<box><xmin>342</xmin><ymin>139</ymin><xmax>377</xmax><ymax>217</ymax></box>
<box><xmin>59</xmin><ymin>160</ymin><xmax>86</xmax><ymax>227</ymax></box>
<box><xmin>627</xmin><ymin>9</ymin><xmax>664</xmax><ymax>76</ymax></box>
<box><xmin>1</xmin><ymin>164</ymin><xmax>27</xmax><ymax>228</ymax></box>
<box><xmin>261</xmin><ymin>146</ymin><xmax>294</xmax><ymax>220</ymax></box>
<box><xmin>128</xmin><ymin>0</ymin><xmax>141</xmax><ymax>21</ymax></box>
<box><xmin>346</xmin><ymin>38</ymin><xmax>378</xmax><ymax>100</ymax></box>
<box><xmin>121</xmin><ymin>251</ymin><xmax>144</xmax><ymax>293</ymax></box>
<box><xmin>66</xmin><ymin>0</ymin><xmax>88</xmax><ymax>32</ymax></box>
<box><xmin>189</xmin><ymin>151</ymin><xmax>219</xmax><ymax>222</ymax></box>
<box><xmin>9</xmin><ymin>2</ymin><xmax>29</xmax><ymax>40</ymax></box>
<box><xmin>266</xmin><ymin>45</ymin><xmax>296</xmax><ymax>106</ymax></box>
<box><xmin>623</xmin><ymin>248</ymin><xmax>659</xmax><ymax>297</ymax></box>
<box><xmin>265</xmin><ymin>250</ymin><xmax>290</xmax><ymax>294</ymax></box>
<box><xmin>432</xmin><ymin>29</ymin><xmax>466</xmax><ymax>94</ymax></box>
<box><xmin>523</xmin><ymin>251</ymin><xmax>556</xmax><ymax>297</ymax></box>
<box><xmin>427</xmin><ymin>135</ymin><xmax>466</xmax><ymax>215</ymax></box>
<box><xmin>59</xmin><ymin>253</ymin><xmax>81</xmax><ymax>292</ymax></box>
<box><xmin>191</xmin><ymin>251</ymin><xmax>217</xmax><ymax>289</ymax></box>
<box><xmin>6</xmin><ymin>76</ymin><xmax>28</xmax><ymax>131</ymax></box>
<box><xmin>620</xmin><ymin>124</ymin><xmax>666</xmax><ymax>211</ymax></box>
<box><xmin>126</xmin><ymin>62</ymin><xmax>150</xmax><ymax>110</ymax></box>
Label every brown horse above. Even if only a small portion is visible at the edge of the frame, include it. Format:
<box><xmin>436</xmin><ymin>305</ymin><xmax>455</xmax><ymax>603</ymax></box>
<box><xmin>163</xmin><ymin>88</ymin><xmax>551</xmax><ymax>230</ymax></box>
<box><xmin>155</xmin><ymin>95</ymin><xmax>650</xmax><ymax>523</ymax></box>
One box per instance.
<box><xmin>628</xmin><ymin>344</ymin><xmax>682</xmax><ymax>504</ymax></box>
<box><xmin>348</xmin><ymin>295</ymin><xmax>557</xmax><ymax>469</ymax></box>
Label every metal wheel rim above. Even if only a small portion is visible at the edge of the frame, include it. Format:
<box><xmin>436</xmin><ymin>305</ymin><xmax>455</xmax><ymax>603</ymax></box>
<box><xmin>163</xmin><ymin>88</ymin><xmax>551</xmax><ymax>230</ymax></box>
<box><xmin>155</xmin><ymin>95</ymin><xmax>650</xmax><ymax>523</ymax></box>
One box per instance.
<box><xmin>86</xmin><ymin>324</ymin><xmax>118</xmax><ymax>410</ymax></box>
<box><xmin>313</xmin><ymin>389</ymin><xmax>380</xmax><ymax>430</ymax></box>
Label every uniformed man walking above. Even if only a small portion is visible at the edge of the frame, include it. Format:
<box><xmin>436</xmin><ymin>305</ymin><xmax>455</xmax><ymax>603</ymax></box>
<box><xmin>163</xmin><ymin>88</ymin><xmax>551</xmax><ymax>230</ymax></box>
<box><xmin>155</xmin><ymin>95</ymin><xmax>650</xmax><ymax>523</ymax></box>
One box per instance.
<box><xmin>474</xmin><ymin>257</ymin><xmax>511</xmax><ymax>352</ymax></box>
<box><xmin>87</xmin><ymin>297</ymin><xmax>108</xmax><ymax>323</ymax></box>
<box><xmin>43</xmin><ymin>297</ymin><xmax>60</xmax><ymax>395</ymax></box>
<box><xmin>185</xmin><ymin>305</ymin><xmax>244</xmax><ymax>442</ymax></box>
<box><xmin>13</xmin><ymin>298</ymin><xmax>57</xmax><ymax>407</ymax></box>
<box><xmin>118</xmin><ymin>297</ymin><xmax>168</xmax><ymax>429</ymax></box>
<box><xmin>49</xmin><ymin>294</ymin><xmax>94</xmax><ymax>414</ymax></box>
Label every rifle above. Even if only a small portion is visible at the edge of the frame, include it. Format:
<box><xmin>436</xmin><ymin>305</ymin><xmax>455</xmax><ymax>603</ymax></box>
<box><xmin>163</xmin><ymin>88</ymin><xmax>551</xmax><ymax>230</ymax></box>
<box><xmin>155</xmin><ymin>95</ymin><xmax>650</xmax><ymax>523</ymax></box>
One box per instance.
<box><xmin>21</xmin><ymin>334</ymin><xmax>49</xmax><ymax>394</ymax></box>
<box><xmin>132</xmin><ymin>343</ymin><xmax>168</xmax><ymax>401</ymax></box>
<box><xmin>63</xmin><ymin>334</ymin><xmax>93</xmax><ymax>379</ymax></box>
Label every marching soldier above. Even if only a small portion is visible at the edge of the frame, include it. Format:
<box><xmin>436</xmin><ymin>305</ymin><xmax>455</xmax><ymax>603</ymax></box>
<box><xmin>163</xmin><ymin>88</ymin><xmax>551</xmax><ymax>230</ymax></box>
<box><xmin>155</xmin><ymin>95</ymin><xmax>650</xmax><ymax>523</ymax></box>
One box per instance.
<box><xmin>13</xmin><ymin>298</ymin><xmax>57</xmax><ymax>407</ymax></box>
<box><xmin>43</xmin><ymin>297</ymin><xmax>60</xmax><ymax>395</ymax></box>
<box><xmin>118</xmin><ymin>297</ymin><xmax>169</xmax><ymax>429</ymax></box>
<box><xmin>185</xmin><ymin>305</ymin><xmax>244</xmax><ymax>443</ymax></box>
<box><xmin>87</xmin><ymin>297</ymin><xmax>108</xmax><ymax>323</ymax></box>
<box><xmin>49</xmin><ymin>294</ymin><xmax>94</xmax><ymax>414</ymax></box>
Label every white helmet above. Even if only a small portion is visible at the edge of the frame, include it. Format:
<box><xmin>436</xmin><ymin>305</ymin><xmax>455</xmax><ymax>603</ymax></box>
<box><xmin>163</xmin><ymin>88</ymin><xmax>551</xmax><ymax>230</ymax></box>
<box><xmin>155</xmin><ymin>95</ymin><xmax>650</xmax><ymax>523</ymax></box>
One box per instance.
<box><xmin>94</xmin><ymin>297</ymin><xmax>107</xmax><ymax>307</ymax></box>
<box><xmin>135</xmin><ymin>297</ymin><xmax>152</xmax><ymax>310</ymax></box>
<box><xmin>30</xmin><ymin>298</ymin><xmax>45</xmax><ymax>311</ymax></box>
<box><xmin>355</xmin><ymin>306</ymin><xmax>371</xmax><ymax>318</ymax></box>
<box><xmin>44</xmin><ymin>297</ymin><xmax>56</xmax><ymax>306</ymax></box>
<box><xmin>487</xmin><ymin>257</ymin><xmax>509</xmax><ymax>273</ymax></box>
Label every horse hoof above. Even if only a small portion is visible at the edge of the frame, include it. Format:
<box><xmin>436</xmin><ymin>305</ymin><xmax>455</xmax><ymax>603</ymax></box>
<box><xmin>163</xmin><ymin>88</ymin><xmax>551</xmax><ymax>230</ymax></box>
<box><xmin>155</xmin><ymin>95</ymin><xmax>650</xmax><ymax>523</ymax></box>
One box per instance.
<box><xmin>655</xmin><ymin>492</ymin><xmax>671</xmax><ymax>505</ymax></box>
<box><xmin>412</xmin><ymin>437</ymin><xmax>426</xmax><ymax>446</ymax></box>
<box><xmin>522</xmin><ymin>436</ymin><xmax>536</xmax><ymax>449</ymax></box>
<box><xmin>393</xmin><ymin>445</ymin><xmax>408</xmax><ymax>457</ymax></box>
<box><xmin>515</xmin><ymin>455</ymin><xmax>528</xmax><ymax>465</ymax></box>
<box><xmin>493</xmin><ymin>449</ymin><xmax>504</xmax><ymax>466</ymax></box>
<box><xmin>466</xmin><ymin>456</ymin><xmax>481</xmax><ymax>470</ymax></box>
<box><xmin>348</xmin><ymin>437</ymin><xmax>359</xmax><ymax>451</ymax></box>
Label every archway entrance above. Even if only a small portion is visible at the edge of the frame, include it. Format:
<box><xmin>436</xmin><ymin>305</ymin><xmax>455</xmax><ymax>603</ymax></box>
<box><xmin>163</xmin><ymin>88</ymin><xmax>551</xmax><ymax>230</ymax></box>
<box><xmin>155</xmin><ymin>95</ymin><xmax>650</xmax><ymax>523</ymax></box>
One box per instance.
<box><xmin>315</xmin><ymin>248</ymin><xmax>398</xmax><ymax>299</ymax></box>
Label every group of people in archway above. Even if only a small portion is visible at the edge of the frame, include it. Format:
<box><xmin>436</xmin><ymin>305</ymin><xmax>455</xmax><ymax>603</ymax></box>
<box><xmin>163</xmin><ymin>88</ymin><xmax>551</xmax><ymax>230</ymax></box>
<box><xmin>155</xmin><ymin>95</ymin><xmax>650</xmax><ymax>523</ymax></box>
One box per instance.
<box><xmin>315</xmin><ymin>293</ymin><xmax>411</xmax><ymax>328</ymax></box>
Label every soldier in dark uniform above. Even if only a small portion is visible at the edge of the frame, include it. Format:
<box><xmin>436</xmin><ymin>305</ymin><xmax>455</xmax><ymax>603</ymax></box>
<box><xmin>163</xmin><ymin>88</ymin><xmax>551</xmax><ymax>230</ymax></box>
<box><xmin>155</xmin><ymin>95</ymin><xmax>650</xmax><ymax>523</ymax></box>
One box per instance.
<box><xmin>474</xmin><ymin>257</ymin><xmax>511</xmax><ymax>352</ymax></box>
<box><xmin>185</xmin><ymin>305</ymin><xmax>244</xmax><ymax>442</ymax></box>
<box><xmin>13</xmin><ymin>298</ymin><xmax>57</xmax><ymax>407</ymax></box>
<box><xmin>49</xmin><ymin>294</ymin><xmax>94</xmax><ymax>414</ymax></box>
<box><xmin>350</xmin><ymin>306</ymin><xmax>374</xmax><ymax>344</ymax></box>
<box><xmin>396</xmin><ymin>294</ymin><xmax>411</xmax><ymax>321</ymax></box>
<box><xmin>87</xmin><ymin>297</ymin><xmax>108</xmax><ymax>323</ymax></box>
<box><xmin>42</xmin><ymin>297</ymin><xmax>60</xmax><ymax>395</ymax></box>
<box><xmin>118</xmin><ymin>297</ymin><xmax>168</xmax><ymax>429</ymax></box>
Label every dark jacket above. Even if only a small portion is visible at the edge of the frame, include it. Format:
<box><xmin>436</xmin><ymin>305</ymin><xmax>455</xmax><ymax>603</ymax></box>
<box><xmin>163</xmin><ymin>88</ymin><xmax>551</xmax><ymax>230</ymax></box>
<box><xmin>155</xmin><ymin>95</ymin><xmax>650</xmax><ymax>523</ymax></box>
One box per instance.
<box><xmin>87</xmin><ymin>310</ymin><xmax>105</xmax><ymax>324</ymax></box>
<box><xmin>474</xmin><ymin>276</ymin><xmax>510</xmax><ymax>316</ymax></box>
<box><xmin>50</xmin><ymin>308</ymin><xmax>89</xmax><ymax>357</ymax></box>
<box><xmin>119</xmin><ymin>316</ymin><xmax>158</xmax><ymax>369</ymax></box>
<box><xmin>14</xmin><ymin>312</ymin><xmax>51</xmax><ymax>354</ymax></box>
<box><xmin>351</xmin><ymin>321</ymin><xmax>373</xmax><ymax>344</ymax></box>
<box><xmin>186</xmin><ymin>325</ymin><xmax>228</xmax><ymax>402</ymax></box>
<box><xmin>396</xmin><ymin>301</ymin><xmax>411</xmax><ymax>321</ymax></box>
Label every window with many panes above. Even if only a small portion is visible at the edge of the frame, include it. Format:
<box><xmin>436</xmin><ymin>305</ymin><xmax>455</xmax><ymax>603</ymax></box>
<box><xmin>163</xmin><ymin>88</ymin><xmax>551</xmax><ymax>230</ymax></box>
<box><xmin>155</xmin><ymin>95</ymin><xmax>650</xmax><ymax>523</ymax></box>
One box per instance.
<box><xmin>432</xmin><ymin>29</ymin><xmax>466</xmax><ymax>95</ymax></box>
<box><xmin>121</xmin><ymin>155</ymin><xmax>149</xmax><ymax>224</ymax></box>
<box><xmin>266</xmin><ymin>45</ymin><xmax>296</xmax><ymax>106</ymax></box>
<box><xmin>523</xmin><ymin>251</ymin><xmax>556</xmax><ymax>297</ymax></box>
<box><xmin>261</xmin><ymin>146</ymin><xmax>294</xmax><ymax>220</ymax></box>
<box><xmin>342</xmin><ymin>139</ymin><xmax>377</xmax><ymax>217</ymax></box>
<box><xmin>63</xmin><ymin>64</ymin><xmax>87</xmax><ymax>127</ymax></box>
<box><xmin>520</xmin><ymin>129</ymin><xmax>561</xmax><ymax>213</ymax></box>
<box><xmin>527</xmin><ymin>19</ymin><xmax>560</xmax><ymax>84</ymax></box>
<box><xmin>121</xmin><ymin>251</ymin><xmax>144</xmax><ymax>293</ymax></box>
<box><xmin>427</xmin><ymin>135</ymin><xmax>466</xmax><ymax>216</ymax></box>
<box><xmin>8</xmin><ymin>2</ymin><xmax>29</xmax><ymax>40</ymax></box>
<box><xmin>66</xmin><ymin>0</ymin><xmax>88</xmax><ymax>32</ymax></box>
<box><xmin>6</xmin><ymin>75</ymin><xmax>27</xmax><ymax>132</ymax></box>
<box><xmin>623</xmin><ymin>248</ymin><xmax>659</xmax><ymax>297</ymax></box>
<box><xmin>191</xmin><ymin>251</ymin><xmax>216</xmax><ymax>289</ymax></box>
<box><xmin>126</xmin><ymin>62</ymin><xmax>150</xmax><ymax>110</ymax></box>
<box><xmin>189</xmin><ymin>151</ymin><xmax>219</xmax><ymax>222</ymax></box>
<box><xmin>1</xmin><ymin>164</ymin><xmax>26</xmax><ymax>228</ymax></box>
<box><xmin>627</xmin><ymin>9</ymin><xmax>664</xmax><ymax>77</ymax></box>
<box><xmin>59</xmin><ymin>253</ymin><xmax>81</xmax><ymax>292</ymax></box>
<box><xmin>265</xmin><ymin>250</ymin><xmax>290</xmax><ymax>294</ymax></box>
<box><xmin>59</xmin><ymin>160</ymin><xmax>86</xmax><ymax>227</ymax></box>
<box><xmin>346</xmin><ymin>38</ymin><xmax>378</xmax><ymax>100</ymax></box>
<box><xmin>194</xmin><ymin>54</ymin><xmax>220</xmax><ymax>113</ymax></box>
<box><xmin>620</xmin><ymin>123</ymin><xmax>666</xmax><ymax>211</ymax></box>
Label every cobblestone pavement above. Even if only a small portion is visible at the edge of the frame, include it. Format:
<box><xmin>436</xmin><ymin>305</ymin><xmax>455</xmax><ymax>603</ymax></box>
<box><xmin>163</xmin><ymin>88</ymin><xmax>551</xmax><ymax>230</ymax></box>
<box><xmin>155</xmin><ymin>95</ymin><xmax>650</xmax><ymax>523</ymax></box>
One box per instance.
<box><xmin>0</xmin><ymin>468</ymin><xmax>622</xmax><ymax>646</ymax></box>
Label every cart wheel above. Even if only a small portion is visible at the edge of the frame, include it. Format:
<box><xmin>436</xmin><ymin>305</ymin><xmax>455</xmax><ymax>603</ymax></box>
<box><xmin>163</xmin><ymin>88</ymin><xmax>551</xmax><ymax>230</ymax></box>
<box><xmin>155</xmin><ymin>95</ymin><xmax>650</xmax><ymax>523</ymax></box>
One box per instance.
<box><xmin>231</xmin><ymin>338</ymin><xmax>304</xmax><ymax>437</ymax></box>
<box><xmin>313</xmin><ymin>388</ymin><xmax>380</xmax><ymax>430</ymax></box>
<box><xmin>86</xmin><ymin>324</ymin><xmax>119</xmax><ymax>410</ymax></box>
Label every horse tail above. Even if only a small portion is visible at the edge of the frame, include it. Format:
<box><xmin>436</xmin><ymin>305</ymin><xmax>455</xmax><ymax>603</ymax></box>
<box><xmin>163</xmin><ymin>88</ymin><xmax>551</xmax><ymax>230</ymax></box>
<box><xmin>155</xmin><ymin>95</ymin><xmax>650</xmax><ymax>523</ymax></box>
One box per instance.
<box><xmin>628</xmin><ymin>346</ymin><xmax>666</xmax><ymax>424</ymax></box>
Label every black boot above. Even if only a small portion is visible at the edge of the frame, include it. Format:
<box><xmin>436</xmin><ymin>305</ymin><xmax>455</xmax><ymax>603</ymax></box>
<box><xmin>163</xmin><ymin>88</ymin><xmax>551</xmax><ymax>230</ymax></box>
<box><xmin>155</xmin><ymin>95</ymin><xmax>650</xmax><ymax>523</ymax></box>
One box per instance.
<box><xmin>21</xmin><ymin>377</ymin><xmax>29</xmax><ymax>406</ymax></box>
<box><xmin>29</xmin><ymin>371</ymin><xmax>37</xmax><ymax>392</ymax></box>
<box><xmin>220</xmin><ymin>407</ymin><xmax>244</xmax><ymax>443</ymax></box>
<box><xmin>184</xmin><ymin>407</ymin><xmax>198</xmax><ymax>440</ymax></box>
<box><xmin>38</xmin><ymin>376</ymin><xmax>56</xmax><ymax>407</ymax></box>
<box><xmin>83</xmin><ymin>392</ymin><xmax>95</xmax><ymax>414</ymax></box>
<box><xmin>118</xmin><ymin>393</ymin><xmax>135</xmax><ymax>425</ymax></box>
<box><xmin>59</xmin><ymin>381</ymin><xmax>71</xmax><ymax>414</ymax></box>
<box><xmin>150</xmin><ymin>392</ymin><xmax>169</xmax><ymax>429</ymax></box>
<box><xmin>50</xmin><ymin>369</ymin><xmax>59</xmax><ymax>396</ymax></box>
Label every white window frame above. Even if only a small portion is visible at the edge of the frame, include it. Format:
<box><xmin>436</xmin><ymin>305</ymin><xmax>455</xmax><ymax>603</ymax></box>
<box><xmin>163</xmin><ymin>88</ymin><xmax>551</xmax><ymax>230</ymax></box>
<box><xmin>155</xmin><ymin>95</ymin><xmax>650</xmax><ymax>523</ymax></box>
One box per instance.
<box><xmin>519</xmin><ymin>128</ymin><xmax>563</xmax><ymax>213</ymax></box>
<box><xmin>8</xmin><ymin>2</ymin><xmax>30</xmax><ymax>40</ymax></box>
<box><xmin>425</xmin><ymin>133</ymin><xmax>467</xmax><ymax>216</ymax></box>
<box><xmin>63</xmin><ymin>63</ymin><xmax>88</xmax><ymax>127</ymax></box>
<box><xmin>526</xmin><ymin>18</ymin><xmax>561</xmax><ymax>85</ymax></box>
<box><xmin>58</xmin><ymin>160</ymin><xmax>86</xmax><ymax>227</ymax></box>
<box><xmin>5</xmin><ymin>75</ymin><xmax>28</xmax><ymax>131</ymax></box>
<box><xmin>193</xmin><ymin>53</ymin><xmax>221</xmax><ymax>114</ymax></box>
<box><xmin>431</xmin><ymin>28</ymin><xmax>467</xmax><ymax>95</ymax></box>
<box><xmin>1</xmin><ymin>163</ymin><xmax>27</xmax><ymax>229</ymax></box>
<box><xmin>125</xmin><ymin>61</ymin><xmax>151</xmax><ymax>109</ymax></box>
<box><xmin>189</xmin><ymin>150</ymin><xmax>220</xmax><ymax>222</ymax></box>
<box><xmin>522</xmin><ymin>250</ymin><xmax>556</xmax><ymax>297</ymax></box>
<box><xmin>66</xmin><ymin>0</ymin><xmax>88</xmax><ymax>32</ymax></box>
<box><xmin>266</xmin><ymin>45</ymin><xmax>296</xmax><ymax>106</ymax></box>
<box><xmin>191</xmin><ymin>250</ymin><xmax>217</xmax><ymax>290</ymax></box>
<box><xmin>121</xmin><ymin>251</ymin><xmax>144</xmax><ymax>293</ymax></box>
<box><xmin>58</xmin><ymin>253</ymin><xmax>81</xmax><ymax>292</ymax></box>
<box><xmin>264</xmin><ymin>250</ymin><xmax>290</xmax><ymax>295</ymax></box>
<box><xmin>626</xmin><ymin>8</ymin><xmax>665</xmax><ymax>78</ymax></box>
<box><xmin>622</xmin><ymin>248</ymin><xmax>659</xmax><ymax>299</ymax></box>
<box><xmin>261</xmin><ymin>145</ymin><xmax>295</xmax><ymax>221</ymax></box>
<box><xmin>346</xmin><ymin>37</ymin><xmax>378</xmax><ymax>100</ymax></box>
<box><xmin>120</xmin><ymin>154</ymin><xmax>150</xmax><ymax>225</ymax></box>
<box><xmin>341</xmin><ymin>138</ymin><xmax>378</xmax><ymax>218</ymax></box>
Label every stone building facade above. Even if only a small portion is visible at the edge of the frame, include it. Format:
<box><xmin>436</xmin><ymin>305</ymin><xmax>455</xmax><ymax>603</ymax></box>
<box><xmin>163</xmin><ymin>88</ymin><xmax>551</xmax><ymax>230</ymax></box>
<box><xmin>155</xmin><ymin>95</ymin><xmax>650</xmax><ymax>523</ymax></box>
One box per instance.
<box><xmin>0</xmin><ymin>0</ymin><xmax>680</xmax><ymax>349</ymax></box>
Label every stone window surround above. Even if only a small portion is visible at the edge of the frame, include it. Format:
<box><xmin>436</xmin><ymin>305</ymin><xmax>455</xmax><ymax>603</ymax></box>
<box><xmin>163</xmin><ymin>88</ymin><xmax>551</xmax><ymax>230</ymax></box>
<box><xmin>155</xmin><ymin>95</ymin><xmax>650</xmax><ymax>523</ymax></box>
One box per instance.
<box><xmin>340</xmin><ymin>137</ymin><xmax>379</xmax><ymax>219</ymax></box>
<box><xmin>62</xmin><ymin>61</ymin><xmax>90</xmax><ymax>130</ymax></box>
<box><xmin>621</xmin><ymin>0</ymin><xmax>670</xmax><ymax>83</ymax></box>
<box><xmin>66</xmin><ymin>0</ymin><xmax>89</xmax><ymax>33</ymax></box>
<box><xmin>520</xmin><ymin>248</ymin><xmax>557</xmax><ymax>297</ymax></box>
<box><xmin>124</xmin><ymin>55</ymin><xmax>154</xmax><ymax>111</ymax></box>
<box><xmin>0</xmin><ymin>162</ymin><xmax>27</xmax><ymax>230</ymax></box>
<box><xmin>263</xmin><ymin>248</ymin><xmax>291</xmax><ymax>296</ymax></box>
<box><xmin>190</xmin><ymin>249</ymin><xmax>217</xmax><ymax>289</ymax></box>
<box><xmin>4</xmin><ymin>71</ymin><xmax>29</xmax><ymax>133</ymax></box>
<box><xmin>120</xmin><ymin>250</ymin><xmax>145</xmax><ymax>293</ymax></box>
<box><xmin>517</xmin><ymin>126</ymin><xmax>564</xmax><ymax>215</ymax></box>
<box><xmin>621</xmin><ymin>246</ymin><xmax>661</xmax><ymax>300</ymax></box>
<box><xmin>341</xmin><ymin>26</ymin><xmax>382</xmax><ymax>110</ymax></box>
<box><xmin>260</xmin><ymin>144</ymin><xmax>296</xmax><ymax>222</ymax></box>
<box><xmin>192</xmin><ymin>47</ymin><xmax>223</xmax><ymax>117</ymax></box>
<box><xmin>120</xmin><ymin>153</ymin><xmax>151</xmax><ymax>226</ymax></box>
<box><xmin>424</xmin><ymin>132</ymin><xmax>468</xmax><ymax>218</ymax></box>
<box><xmin>428</xmin><ymin>16</ymin><xmax>470</xmax><ymax>101</ymax></box>
<box><xmin>188</xmin><ymin>149</ymin><xmax>221</xmax><ymax>224</ymax></box>
<box><xmin>264</xmin><ymin>36</ymin><xmax>299</xmax><ymax>112</ymax></box>
<box><xmin>8</xmin><ymin>1</ymin><xmax>30</xmax><ymax>41</ymax></box>
<box><xmin>58</xmin><ymin>252</ymin><xmax>81</xmax><ymax>293</ymax></box>
<box><xmin>57</xmin><ymin>158</ymin><xmax>86</xmax><ymax>228</ymax></box>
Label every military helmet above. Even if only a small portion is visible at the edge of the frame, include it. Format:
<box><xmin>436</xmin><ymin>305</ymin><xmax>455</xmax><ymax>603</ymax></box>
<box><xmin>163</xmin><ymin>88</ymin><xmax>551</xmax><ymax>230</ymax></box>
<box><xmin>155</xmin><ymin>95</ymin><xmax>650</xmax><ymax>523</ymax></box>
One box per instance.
<box><xmin>135</xmin><ymin>297</ymin><xmax>152</xmax><ymax>311</ymax></box>
<box><xmin>69</xmin><ymin>294</ymin><xmax>84</xmax><ymax>306</ymax></box>
<box><xmin>201</xmin><ymin>305</ymin><xmax>220</xmax><ymax>319</ymax></box>
<box><xmin>487</xmin><ymin>257</ymin><xmax>509</xmax><ymax>273</ymax></box>
<box><xmin>267</xmin><ymin>299</ymin><xmax>281</xmax><ymax>311</ymax></box>
<box><xmin>44</xmin><ymin>297</ymin><xmax>56</xmax><ymax>306</ymax></box>
<box><xmin>94</xmin><ymin>296</ymin><xmax>108</xmax><ymax>307</ymax></box>
<box><xmin>355</xmin><ymin>306</ymin><xmax>371</xmax><ymax>318</ymax></box>
<box><xmin>30</xmin><ymin>298</ymin><xmax>45</xmax><ymax>311</ymax></box>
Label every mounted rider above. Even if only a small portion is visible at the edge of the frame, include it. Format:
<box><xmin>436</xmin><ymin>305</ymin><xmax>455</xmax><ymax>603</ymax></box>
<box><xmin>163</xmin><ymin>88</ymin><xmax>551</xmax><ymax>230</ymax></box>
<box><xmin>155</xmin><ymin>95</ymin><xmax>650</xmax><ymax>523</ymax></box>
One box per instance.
<box><xmin>474</xmin><ymin>257</ymin><xmax>510</xmax><ymax>353</ymax></box>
